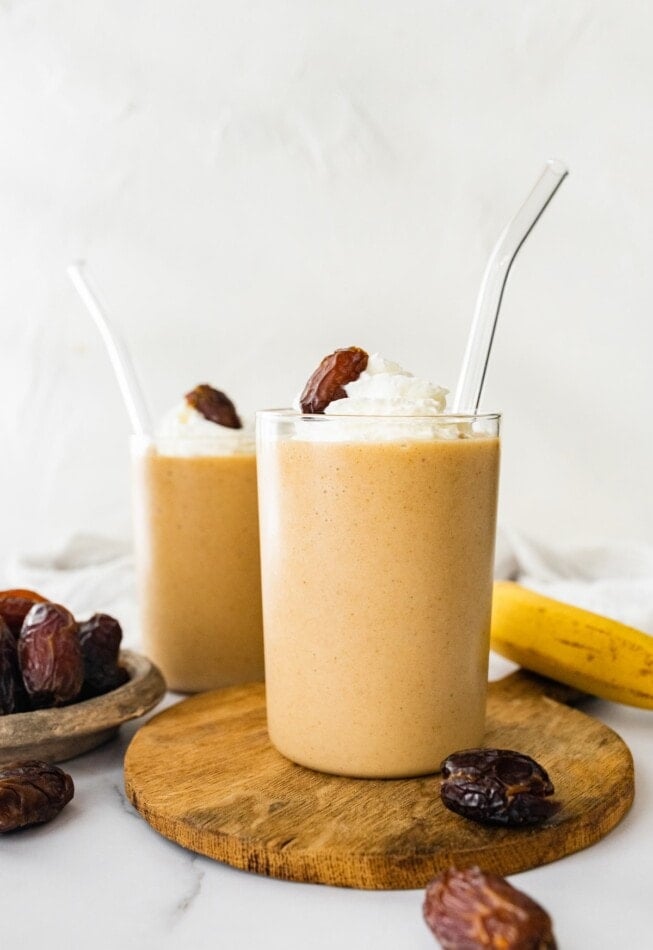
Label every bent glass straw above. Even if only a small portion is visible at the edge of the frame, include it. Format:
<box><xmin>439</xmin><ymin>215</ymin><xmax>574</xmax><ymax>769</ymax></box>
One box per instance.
<box><xmin>452</xmin><ymin>159</ymin><xmax>569</xmax><ymax>412</ymax></box>
<box><xmin>67</xmin><ymin>261</ymin><xmax>153</xmax><ymax>436</ymax></box>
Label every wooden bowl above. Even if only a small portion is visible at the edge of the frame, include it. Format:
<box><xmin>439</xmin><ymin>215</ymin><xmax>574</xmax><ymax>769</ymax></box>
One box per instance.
<box><xmin>0</xmin><ymin>650</ymin><xmax>166</xmax><ymax>765</ymax></box>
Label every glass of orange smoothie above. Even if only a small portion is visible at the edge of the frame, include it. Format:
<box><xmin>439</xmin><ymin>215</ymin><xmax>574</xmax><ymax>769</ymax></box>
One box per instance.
<box><xmin>257</xmin><ymin>350</ymin><xmax>500</xmax><ymax>778</ymax></box>
<box><xmin>133</xmin><ymin>385</ymin><xmax>264</xmax><ymax>693</ymax></box>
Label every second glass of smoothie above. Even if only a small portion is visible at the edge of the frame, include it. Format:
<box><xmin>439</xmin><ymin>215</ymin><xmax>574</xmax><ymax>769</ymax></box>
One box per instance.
<box><xmin>133</xmin><ymin>385</ymin><xmax>264</xmax><ymax>693</ymax></box>
<box><xmin>257</xmin><ymin>351</ymin><xmax>500</xmax><ymax>778</ymax></box>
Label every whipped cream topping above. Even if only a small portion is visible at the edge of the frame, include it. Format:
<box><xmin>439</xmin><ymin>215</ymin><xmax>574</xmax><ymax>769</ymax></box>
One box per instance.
<box><xmin>288</xmin><ymin>353</ymin><xmax>465</xmax><ymax>442</ymax></box>
<box><xmin>156</xmin><ymin>401</ymin><xmax>255</xmax><ymax>457</ymax></box>
<box><xmin>292</xmin><ymin>353</ymin><xmax>448</xmax><ymax>417</ymax></box>
<box><xmin>324</xmin><ymin>353</ymin><xmax>448</xmax><ymax>416</ymax></box>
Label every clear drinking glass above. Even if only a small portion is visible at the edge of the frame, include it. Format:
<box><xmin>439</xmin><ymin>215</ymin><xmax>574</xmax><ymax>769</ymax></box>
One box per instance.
<box><xmin>256</xmin><ymin>411</ymin><xmax>500</xmax><ymax>778</ymax></box>
<box><xmin>132</xmin><ymin>435</ymin><xmax>264</xmax><ymax>692</ymax></box>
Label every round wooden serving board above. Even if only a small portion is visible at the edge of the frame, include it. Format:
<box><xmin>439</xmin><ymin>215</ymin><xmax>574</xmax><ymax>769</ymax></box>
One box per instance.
<box><xmin>124</xmin><ymin>671</ymin><xmax>634</xmax><ymax>890</ymax></box>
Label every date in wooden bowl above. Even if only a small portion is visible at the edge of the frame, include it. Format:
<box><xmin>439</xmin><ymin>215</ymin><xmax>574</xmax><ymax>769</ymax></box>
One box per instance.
<box><xmin>0</xmin><ymin>650</ymin><xmax>166</xmax><ymax>765</ymax></box>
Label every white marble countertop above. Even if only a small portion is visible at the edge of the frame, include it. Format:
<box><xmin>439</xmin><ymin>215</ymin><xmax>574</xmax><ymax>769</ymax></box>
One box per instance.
<box><xmin>2</xmin><ymin>672</ymin><xmax>651</xmax><ymax>950</ymax></box>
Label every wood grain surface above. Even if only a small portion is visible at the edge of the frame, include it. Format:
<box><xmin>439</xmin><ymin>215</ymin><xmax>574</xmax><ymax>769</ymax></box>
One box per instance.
<box><xmin>124</xmin><ymin>671</ymin><xmax>634</xmax><ymax>890</ymax></box>
<box><xmin>0</xmin><ymin>650</ymin><xmax>166</xmax><ymax>765</ymax></box>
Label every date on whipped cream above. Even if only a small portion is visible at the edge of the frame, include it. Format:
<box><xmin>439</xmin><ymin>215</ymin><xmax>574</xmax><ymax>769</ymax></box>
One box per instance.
<box><xmin>185</xmin><ymin>384</ymin><xmax>242</xmax><ymax>429</ymax></box>
<box><xmin>295</xmin><ymin>348</ymin><xmax>448</xmax><ymax>416</ymax></box>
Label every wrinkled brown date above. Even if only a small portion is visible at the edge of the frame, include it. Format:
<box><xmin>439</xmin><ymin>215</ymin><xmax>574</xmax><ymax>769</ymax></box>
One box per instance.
<box><xmin>440</xmin><ymin>749</ymin><xmax>559</xmax><ymax>827</ymax></box>
<box><xmin>185</xmin><ymin>384</ymin><xmax>242</xmax><ymax>429</ymax></box>
<box><xmin>0</xmin><ymin>588</ymin><xmax>48</xmax><ymax>638</ymax></box>
<box><xmin>78</xmin><ymin>613</ymin><xmax>128</xmax><ymax>698</ymax></box>
<box><xmin>0</xmin><ymin>760</ymin><xmax>74</xmax><ymax>833</ymax></box>
<box><xmin>299</xmin><ymin>346</ymin><xmax>369</xmax><ymax>414</ymax></box>
<box><xmin>18</xmin><ymin>603</ymin><xmax>84</xmax><ymax>708</ymax></box>
<box><xmin>424</xmin><ymin>866</ymin><xmax>557</xmax><ymax>949</ymax></box>
<box><xmin>0</xmin><ymin>618</ymin><xmax>27</xmax><ymax>714</ymax></box>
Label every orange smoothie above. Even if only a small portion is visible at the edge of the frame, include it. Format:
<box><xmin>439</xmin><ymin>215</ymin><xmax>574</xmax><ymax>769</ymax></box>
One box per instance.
<box><xmin>133</xmin><ymin>444</ymin><xmax>264</xmax><ymax>692</ymax></box>
<box><xmin>257</xmin><ymin>413</ymin><xmax>500</xmax><ymax>778</ymax></box>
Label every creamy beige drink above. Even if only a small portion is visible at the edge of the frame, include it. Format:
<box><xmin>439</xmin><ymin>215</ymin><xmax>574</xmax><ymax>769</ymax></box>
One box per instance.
<box><xmin>257</xmin><ymin>351</ymin><xmax>500</xmax><ymax>778</ymax></box>
<box><xmin>133</xmin><ymin>386</ymin><xmax>264</xmax><ymax>693</ymax></box>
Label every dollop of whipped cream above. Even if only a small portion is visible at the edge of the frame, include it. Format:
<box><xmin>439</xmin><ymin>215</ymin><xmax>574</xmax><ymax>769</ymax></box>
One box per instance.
<box><xmin>327</xmin><ymin>353</ymin><xmax>447</xmax><ymax>415</ymax></box>
<box><xmin>156</xmin><ymin>401</ymin><xmax>255</xmax><ymax>457</ymax></box>
<box><xmin>293</xmin><ymin>353</ymin><xmax>448</xmax><ymax>416</ymax></box>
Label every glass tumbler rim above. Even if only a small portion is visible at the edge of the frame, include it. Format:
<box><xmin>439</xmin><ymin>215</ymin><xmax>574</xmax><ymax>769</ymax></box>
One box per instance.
<box><xmin>256</xmin><ymin>408</ymin><xmax>501</xmax><ymax>423</ymax></box>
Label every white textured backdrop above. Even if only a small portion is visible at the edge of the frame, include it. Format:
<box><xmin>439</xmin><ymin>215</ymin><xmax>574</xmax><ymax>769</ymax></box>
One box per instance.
<box><xmin>1</xmin><ymin>0</ymin><xmax>651</xmax><ymax>556</ymax></box>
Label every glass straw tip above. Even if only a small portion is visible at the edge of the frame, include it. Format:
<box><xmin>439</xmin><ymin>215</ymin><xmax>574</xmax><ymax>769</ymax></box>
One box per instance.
<box><xmin>545</xmin><ymin>158</ymin><xmax>569</xmax><ymax>177</ymax></box>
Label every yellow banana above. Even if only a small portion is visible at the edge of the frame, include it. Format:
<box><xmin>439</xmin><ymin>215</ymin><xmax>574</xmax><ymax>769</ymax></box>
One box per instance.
<box><xmin>491</xmin><ymin>581</ymin><xmax>653</xmax><ymax>709</ymax></box>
